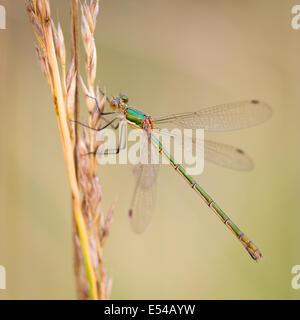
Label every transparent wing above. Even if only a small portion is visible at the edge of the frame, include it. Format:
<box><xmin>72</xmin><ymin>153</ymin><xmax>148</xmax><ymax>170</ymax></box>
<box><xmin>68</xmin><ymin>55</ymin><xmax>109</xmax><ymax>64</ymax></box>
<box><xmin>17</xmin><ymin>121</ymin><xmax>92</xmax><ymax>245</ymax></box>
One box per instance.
<box><xmin>129</xmin><ymin>163</ymin><xmax>158</xmax><ymax>233</ymax></box>
<box><xmin>204</xmin><ymin>140</ymin><xmax>253</xmax><ymax>171</ymax></box>
<box><xmin>154</xmin><ymin>100</ymin><xmax>271</xmax><ymax>131</ymax></box>
<box><xmin>129</xmin><ymin>131</ymin><xmax>159</xmax><ymax>233</ymax></box>
<box><xmin>156</xmin><ymin>129</ymin><xmax>254</xmax><ymax>171</ymax></box>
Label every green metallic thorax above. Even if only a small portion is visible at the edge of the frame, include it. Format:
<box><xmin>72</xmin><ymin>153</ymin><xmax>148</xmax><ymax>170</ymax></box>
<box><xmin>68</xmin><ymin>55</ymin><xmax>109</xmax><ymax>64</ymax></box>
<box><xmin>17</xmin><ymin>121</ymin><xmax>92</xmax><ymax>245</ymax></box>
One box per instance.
<box><xmin>125</xmin><ymin>106</ymin><xmax>147</xmax><ymax>128</ymax></box>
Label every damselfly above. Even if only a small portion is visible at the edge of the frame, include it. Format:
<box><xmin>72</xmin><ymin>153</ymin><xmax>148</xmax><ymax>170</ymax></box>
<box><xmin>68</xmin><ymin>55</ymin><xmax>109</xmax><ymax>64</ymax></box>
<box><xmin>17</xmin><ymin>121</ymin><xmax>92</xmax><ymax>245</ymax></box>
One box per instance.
<box><xmin>76</xmin><ymin>94</ymin><xmax>271</xmax><ymax>261</ymax></box>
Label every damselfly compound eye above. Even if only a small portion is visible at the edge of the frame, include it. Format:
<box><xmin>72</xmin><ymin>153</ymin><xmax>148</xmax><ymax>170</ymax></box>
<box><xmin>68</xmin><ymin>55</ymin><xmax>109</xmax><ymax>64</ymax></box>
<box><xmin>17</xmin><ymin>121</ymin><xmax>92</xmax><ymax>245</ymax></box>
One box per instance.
<box><xmin>110</xmin><ymin>99</ymin><xmax>118</xmax><ymax>109</ymax></box>
<box><xmin>120</xmin><ymin>94</ymin><xmax>129</xmax><ymax>104</ymax></box>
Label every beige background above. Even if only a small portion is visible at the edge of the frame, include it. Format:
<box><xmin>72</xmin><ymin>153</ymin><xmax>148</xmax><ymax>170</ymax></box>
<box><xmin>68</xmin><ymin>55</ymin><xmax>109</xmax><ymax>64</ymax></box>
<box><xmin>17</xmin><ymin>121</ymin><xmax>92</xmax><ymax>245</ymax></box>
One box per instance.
<box><xmin>0</xmin><ymin>0</ymin><xmax>299</xmax><ymax>299</ymax></box>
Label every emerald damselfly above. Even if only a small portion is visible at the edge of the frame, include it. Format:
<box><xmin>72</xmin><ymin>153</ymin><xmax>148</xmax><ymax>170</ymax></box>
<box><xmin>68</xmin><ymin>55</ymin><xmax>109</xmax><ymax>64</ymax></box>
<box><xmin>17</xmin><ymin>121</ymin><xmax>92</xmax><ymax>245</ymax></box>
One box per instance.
<box><xmin>77</xmin><ymin>94</ymin><xmax>271</xmax><ymax>261</ymax></box>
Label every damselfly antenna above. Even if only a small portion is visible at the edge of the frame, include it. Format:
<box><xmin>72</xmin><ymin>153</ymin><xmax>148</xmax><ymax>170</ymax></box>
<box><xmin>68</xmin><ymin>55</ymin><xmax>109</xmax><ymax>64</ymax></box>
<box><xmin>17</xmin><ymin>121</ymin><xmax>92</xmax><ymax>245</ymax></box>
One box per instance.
<box><xmin>98</xmin><ymin>87</ymin><xmax>111</xmax><ymax>103</ymax></box>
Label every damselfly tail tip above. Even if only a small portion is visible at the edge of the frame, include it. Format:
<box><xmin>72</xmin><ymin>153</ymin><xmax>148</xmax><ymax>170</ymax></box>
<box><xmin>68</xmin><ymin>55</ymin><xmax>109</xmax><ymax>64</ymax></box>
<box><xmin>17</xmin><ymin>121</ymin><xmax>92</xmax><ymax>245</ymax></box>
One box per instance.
<box><xmin>249</xmin><ymin>248</ymin><xmax>263</xmax><ymax>261</ymax></box>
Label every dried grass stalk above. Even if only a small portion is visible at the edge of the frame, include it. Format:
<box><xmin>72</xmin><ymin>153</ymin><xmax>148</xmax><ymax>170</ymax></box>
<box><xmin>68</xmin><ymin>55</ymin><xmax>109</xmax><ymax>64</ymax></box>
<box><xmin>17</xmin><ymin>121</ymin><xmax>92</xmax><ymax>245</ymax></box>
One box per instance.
<box><xmin>26</xmin><ymin>0</ymin><xmax>113</xmax><ymax>300</ymax></box>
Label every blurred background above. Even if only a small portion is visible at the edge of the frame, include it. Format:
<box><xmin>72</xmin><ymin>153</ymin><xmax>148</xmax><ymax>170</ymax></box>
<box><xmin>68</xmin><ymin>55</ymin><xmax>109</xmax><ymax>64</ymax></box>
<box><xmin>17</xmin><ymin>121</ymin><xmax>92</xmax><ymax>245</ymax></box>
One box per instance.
<box><xmin>0</xmin><ymin>0</ymin><xmax>299</xmax><ymax>299</ymax></box>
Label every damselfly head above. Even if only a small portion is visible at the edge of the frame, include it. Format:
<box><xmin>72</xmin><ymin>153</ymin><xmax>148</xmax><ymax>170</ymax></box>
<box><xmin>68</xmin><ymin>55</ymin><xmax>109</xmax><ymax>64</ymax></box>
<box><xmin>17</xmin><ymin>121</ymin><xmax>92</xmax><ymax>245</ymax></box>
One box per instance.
<box><xmin>110</xmin><ymin>94</ymin><xmax>129</xmax><ymax>109</ymax></box>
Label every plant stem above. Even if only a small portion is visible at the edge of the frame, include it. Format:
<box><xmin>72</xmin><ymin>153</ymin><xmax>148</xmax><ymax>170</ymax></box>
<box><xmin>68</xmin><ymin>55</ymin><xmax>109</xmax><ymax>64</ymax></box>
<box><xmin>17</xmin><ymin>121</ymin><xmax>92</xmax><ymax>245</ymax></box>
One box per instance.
<box><xmin>41</xmin><ymin>2</ymin><xmax>98</xmax><ymax>300</ymax></box>
<box><xmin>70</xmin><ymin>0</ymin><xmax>82</xmax><ymax>299</ymax></box>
